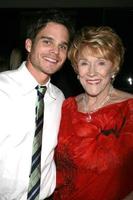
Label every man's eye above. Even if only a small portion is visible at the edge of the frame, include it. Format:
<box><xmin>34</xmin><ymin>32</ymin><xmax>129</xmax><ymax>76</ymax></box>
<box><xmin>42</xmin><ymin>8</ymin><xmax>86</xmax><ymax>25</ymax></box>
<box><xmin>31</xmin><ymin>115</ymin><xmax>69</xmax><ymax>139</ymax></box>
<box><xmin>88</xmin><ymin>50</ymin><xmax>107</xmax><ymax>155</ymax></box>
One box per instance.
<box><xmin>43</xmin><ymin>40</ymin><xmax>51</xmax><ymax>45</ymax></box>
<box><xmin>59</xmin><ymin>45</ymin><xmax>68</xmax><ymax>51</ymax></box>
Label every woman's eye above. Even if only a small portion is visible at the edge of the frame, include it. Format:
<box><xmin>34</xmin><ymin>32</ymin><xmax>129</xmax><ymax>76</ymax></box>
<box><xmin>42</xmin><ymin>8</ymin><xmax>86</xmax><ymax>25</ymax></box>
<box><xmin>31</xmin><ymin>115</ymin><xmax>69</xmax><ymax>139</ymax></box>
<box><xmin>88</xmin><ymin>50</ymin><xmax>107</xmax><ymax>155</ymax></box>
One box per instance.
<box><xmin>78</xmin><ymin>61</ymin><xmax>88</xmax><ymax>66</ymax></box>
<box><xmin>98</xmin><ymin>61</ymin><xmax>106</xmax><ymax>65</ymax></box>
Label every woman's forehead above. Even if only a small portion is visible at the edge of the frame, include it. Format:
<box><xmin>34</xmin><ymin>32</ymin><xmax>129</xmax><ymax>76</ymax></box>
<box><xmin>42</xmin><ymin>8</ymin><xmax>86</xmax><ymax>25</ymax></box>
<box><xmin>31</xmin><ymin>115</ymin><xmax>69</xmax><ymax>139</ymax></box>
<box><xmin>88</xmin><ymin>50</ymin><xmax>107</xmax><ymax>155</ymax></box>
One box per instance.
<box><xmin>78</xmin><ymin>45</ymin><xmax>104</xmax><ymax>58</ymax></box>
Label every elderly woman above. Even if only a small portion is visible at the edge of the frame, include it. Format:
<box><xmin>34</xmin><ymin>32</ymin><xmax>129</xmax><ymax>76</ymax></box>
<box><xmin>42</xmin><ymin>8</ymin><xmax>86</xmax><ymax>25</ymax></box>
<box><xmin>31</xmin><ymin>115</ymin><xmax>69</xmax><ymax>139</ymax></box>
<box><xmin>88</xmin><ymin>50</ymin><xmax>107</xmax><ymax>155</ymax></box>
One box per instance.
<box><xmin>54</xmin><ymin>26</ymin><xmax>133</xmax><ymax>200</ymax></box>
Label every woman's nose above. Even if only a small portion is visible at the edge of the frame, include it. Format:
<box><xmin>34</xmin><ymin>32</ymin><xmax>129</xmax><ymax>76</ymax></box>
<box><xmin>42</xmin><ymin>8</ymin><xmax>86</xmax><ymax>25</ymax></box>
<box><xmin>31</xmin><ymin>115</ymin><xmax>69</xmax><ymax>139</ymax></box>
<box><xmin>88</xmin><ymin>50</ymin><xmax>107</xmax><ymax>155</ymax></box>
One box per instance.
<box><xmin>88</xmin><ymin>64</ymin><xmax>96</xmax><ymax>76</ymax></box>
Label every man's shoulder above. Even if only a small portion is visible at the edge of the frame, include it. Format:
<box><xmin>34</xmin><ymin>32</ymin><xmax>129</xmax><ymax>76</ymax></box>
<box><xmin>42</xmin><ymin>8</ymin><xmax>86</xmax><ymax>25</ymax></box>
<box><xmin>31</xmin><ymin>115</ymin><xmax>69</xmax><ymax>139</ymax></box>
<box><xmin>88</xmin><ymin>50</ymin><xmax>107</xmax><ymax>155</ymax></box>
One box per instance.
<box><xmin>0</xmin><ymin>68</ymin><xmax>22</xmax><ymax>97</ymax></box>
<box><xmin>48</xmin><ymin>82</ymin><xmax>65</xmax><ymax>100</ymax></box>
<box><xmin>0</xmin><ymin>69</ymin><xmax>18</xmax><ymax>86</ymax></box>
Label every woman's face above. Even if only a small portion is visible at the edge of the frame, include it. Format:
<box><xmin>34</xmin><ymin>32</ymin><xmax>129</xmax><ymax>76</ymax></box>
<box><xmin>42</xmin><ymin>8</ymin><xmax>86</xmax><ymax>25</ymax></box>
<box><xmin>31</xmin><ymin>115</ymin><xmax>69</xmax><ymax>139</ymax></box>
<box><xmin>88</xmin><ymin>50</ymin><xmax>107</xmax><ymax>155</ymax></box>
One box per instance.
<box><xmin>77</xmin><ymin>48</ymin><xmax>114</xmax><ymax>96</ymax></box>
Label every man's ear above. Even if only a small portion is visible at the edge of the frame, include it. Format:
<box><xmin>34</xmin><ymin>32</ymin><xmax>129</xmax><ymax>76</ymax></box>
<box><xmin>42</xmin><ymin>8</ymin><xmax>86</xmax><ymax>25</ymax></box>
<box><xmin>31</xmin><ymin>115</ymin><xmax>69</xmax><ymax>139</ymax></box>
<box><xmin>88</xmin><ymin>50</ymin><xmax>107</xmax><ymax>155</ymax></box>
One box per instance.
<box><xmin>25</xmin><ymin>38</ymin><xmax>32</xmax><ymax>53</ymax></box>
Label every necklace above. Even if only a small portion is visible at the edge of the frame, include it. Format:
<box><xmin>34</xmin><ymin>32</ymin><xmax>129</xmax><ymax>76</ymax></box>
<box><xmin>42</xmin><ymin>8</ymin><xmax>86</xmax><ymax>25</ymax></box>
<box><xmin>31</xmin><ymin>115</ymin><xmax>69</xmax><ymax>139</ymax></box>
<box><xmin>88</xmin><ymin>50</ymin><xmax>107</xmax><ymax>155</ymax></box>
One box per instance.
<box><xmin>83</xmin><ymin>86</ymin><xmax>113</xmax><ymax>122</ymax></box>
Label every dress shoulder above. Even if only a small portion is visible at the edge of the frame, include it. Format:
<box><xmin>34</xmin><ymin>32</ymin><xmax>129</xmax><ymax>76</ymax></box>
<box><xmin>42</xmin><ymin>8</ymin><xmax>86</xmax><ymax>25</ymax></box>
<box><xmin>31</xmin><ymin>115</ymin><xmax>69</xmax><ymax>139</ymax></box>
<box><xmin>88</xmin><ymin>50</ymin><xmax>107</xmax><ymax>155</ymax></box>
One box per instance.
<box><xmin>62</xmin><ymin>96</ymin><xmax>76</xmax><ymax>109</ymax></box>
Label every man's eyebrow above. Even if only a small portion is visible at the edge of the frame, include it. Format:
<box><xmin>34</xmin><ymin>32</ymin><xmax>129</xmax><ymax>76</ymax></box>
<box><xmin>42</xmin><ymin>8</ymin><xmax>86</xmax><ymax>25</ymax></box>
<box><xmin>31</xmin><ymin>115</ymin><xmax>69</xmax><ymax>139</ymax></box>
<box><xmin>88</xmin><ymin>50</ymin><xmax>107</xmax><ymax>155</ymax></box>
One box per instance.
<box><xmin>40</xmin><ymin>36</ymin><xmax>53</xmax><ymax>40</ymax></box>
<box><xmin>40</xmin><ymin>36</ymin><xmax>69</xmax><ymax>46</ymax></box>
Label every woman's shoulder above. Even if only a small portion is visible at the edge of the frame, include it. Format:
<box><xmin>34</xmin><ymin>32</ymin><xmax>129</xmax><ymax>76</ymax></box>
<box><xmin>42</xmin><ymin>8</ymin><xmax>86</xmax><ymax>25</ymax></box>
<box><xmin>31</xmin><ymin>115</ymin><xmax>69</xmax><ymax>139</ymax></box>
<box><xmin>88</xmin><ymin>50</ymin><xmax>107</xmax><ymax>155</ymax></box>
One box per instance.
<box><xmin>62</xmin><ymin>96</ymin><xmax>76</xmax><ymax>109</ymax></box>
<box><xmin>116</xmin><ymin>89</ymin><xmax>133</xmax><ymax>99</ymax></box>
<box><xmin>110</xmin><ymin>88</ymin><xmax>133</xmax><ymax>104</ymax></box>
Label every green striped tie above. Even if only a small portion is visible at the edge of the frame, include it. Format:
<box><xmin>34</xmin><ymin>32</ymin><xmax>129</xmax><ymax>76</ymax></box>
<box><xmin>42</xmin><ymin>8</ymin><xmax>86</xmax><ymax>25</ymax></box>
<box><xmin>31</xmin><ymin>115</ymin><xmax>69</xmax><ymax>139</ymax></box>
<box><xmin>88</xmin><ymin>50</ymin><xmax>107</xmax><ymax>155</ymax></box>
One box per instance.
<box><xmin>27</xmin><ymin>85</ymin><xmax>47</xmax><ymax>200</ymax></box>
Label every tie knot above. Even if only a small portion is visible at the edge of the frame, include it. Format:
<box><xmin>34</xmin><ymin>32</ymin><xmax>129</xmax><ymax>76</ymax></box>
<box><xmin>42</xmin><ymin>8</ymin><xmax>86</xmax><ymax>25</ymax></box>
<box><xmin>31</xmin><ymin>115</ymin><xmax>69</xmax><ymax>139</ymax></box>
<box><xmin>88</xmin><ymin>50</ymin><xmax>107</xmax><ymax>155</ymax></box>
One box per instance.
<box><xmin>35</xmin><ymin>85</ymin><xmax>47</xmax><ymax>99</ymax></box>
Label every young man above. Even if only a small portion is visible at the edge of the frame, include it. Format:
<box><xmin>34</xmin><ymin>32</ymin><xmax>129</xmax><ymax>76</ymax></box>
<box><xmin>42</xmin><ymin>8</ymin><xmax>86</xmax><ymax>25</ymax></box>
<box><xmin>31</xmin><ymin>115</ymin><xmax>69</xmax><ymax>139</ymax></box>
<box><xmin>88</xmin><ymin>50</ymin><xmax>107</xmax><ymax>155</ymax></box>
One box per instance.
<box><xmin>0</xmin><ymin>9</ymin><xmax>74</xmax><ymax>200</ymax></box>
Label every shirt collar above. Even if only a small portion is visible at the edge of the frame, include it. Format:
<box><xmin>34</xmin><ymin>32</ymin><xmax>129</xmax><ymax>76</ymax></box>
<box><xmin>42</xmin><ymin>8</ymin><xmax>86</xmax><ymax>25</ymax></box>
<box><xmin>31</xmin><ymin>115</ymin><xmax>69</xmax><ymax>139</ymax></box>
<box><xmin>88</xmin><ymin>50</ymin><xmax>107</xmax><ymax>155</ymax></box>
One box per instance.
<box><xmin>16</xmin><ymin>61</ymin><xmax>56</xmax><ymax>100</ymax></box>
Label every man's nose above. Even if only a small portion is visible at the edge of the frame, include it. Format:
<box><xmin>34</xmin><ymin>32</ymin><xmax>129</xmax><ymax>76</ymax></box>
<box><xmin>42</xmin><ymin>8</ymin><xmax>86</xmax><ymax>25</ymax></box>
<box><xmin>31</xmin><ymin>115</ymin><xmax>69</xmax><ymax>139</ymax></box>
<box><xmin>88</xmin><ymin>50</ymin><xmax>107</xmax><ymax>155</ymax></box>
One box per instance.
<box><xmin>50</xmin><ymin>44</ymin><xmax>59</xmax><ymax>54</ymax></box>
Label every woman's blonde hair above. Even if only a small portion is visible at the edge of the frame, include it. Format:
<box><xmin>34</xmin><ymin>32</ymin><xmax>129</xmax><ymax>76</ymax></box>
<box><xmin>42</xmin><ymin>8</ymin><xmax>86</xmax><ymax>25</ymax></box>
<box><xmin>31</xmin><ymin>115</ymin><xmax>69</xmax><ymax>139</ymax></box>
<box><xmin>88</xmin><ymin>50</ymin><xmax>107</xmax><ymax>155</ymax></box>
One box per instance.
<box><xmin>68</xmin><ymin>26</ymin><xmax>125</xmax><ymax>75</ymax></box>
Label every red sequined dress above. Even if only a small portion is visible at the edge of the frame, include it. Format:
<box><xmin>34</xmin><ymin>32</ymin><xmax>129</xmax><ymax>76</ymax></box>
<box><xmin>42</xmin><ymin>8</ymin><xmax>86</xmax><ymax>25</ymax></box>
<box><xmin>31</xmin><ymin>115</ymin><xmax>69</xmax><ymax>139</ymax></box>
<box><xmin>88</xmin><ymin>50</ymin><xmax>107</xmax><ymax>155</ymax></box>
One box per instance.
<box><xmin>54</xmin><ymin>97</ymin><xmax>133</xmax><ymax>200</ymax></box>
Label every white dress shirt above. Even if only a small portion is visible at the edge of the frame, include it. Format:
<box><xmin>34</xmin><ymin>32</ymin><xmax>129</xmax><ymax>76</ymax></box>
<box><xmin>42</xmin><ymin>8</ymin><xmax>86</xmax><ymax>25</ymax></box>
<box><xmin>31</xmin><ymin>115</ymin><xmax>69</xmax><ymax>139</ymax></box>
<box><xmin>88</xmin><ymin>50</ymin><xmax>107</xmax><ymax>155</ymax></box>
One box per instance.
<box><xmin>0</xmin><ymin>62</ymin><xmax>65</xmax><ymax>200</ymax></box>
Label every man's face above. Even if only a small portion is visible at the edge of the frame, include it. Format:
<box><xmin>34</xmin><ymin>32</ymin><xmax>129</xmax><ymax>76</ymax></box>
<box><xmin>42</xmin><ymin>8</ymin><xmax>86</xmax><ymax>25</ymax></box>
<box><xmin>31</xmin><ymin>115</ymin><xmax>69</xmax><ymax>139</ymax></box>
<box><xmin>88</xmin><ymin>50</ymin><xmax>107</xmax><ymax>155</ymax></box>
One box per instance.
<box><xmin>25</xmin><ymin>22</ymin><xmax>69</xmax><ymax>83</ymax></box>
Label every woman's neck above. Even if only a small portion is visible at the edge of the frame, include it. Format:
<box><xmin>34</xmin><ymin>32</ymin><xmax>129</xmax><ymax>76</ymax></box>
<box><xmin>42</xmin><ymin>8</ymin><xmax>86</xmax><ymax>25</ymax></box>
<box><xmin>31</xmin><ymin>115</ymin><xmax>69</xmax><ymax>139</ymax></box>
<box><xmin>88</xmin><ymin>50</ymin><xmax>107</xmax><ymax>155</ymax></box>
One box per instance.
<box><xmin>83</xmin><ymin>85</ymin><xmax>113</xmax><ymax>113</ymax></box>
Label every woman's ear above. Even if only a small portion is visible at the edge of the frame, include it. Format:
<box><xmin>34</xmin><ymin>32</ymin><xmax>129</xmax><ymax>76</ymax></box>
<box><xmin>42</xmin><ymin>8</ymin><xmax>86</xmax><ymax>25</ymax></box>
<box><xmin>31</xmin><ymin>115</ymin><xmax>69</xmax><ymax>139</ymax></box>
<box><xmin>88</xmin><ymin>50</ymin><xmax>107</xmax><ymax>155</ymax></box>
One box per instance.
<box><xmin>25</xmin><ymin>39</ymin><xmax>32</xmax><ymax>53</ymax></box>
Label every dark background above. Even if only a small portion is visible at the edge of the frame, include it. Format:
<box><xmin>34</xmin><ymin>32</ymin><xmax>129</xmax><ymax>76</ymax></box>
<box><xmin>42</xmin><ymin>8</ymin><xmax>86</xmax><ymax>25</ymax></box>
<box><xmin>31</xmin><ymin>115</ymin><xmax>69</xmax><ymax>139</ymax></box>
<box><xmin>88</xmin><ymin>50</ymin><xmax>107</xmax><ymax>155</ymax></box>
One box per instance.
<box><xmin>0</xmin><ymin>4</ymin><xmax>133</xmax><ymax>96</ymax></box>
